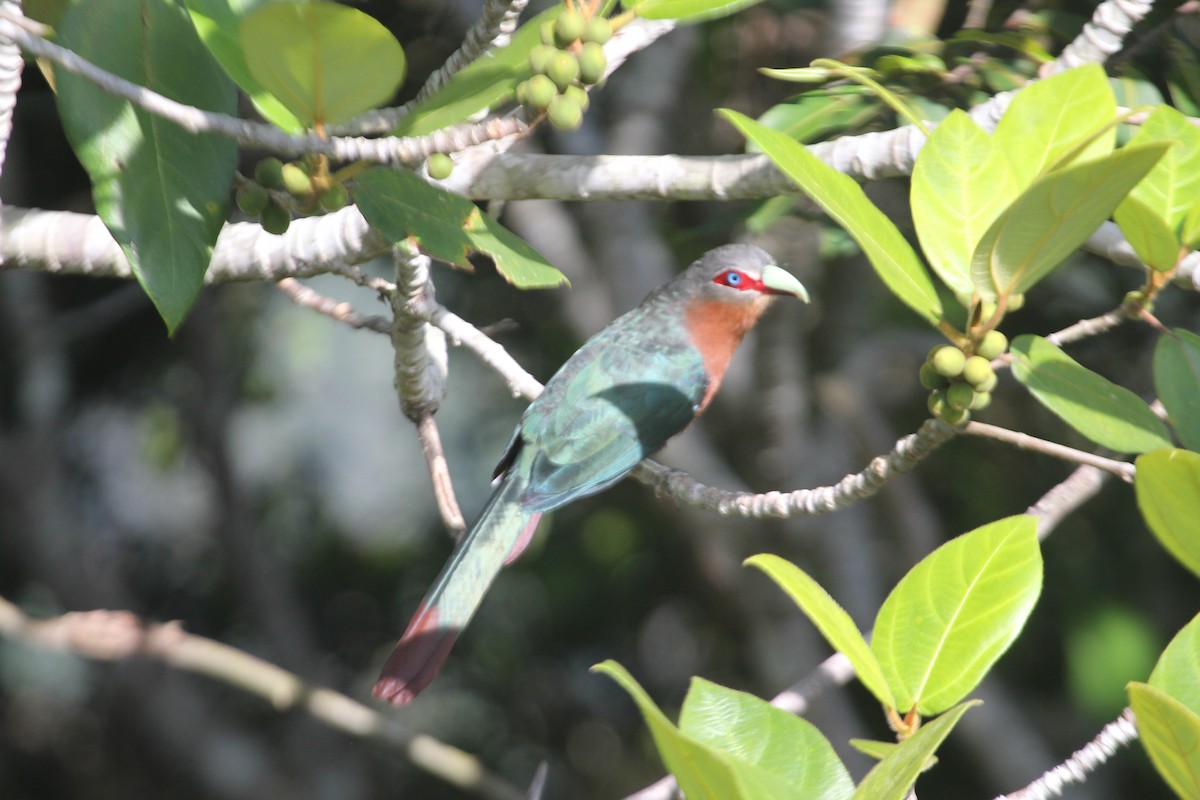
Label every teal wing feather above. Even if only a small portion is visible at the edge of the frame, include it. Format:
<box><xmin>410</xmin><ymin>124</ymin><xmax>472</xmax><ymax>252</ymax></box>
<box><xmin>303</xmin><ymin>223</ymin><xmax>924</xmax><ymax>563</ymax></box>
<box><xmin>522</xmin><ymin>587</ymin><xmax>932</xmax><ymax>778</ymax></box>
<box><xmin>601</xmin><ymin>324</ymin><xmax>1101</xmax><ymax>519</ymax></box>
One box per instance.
<box><xmin>516</xmin><ymin>323</ymin><xmax>708</xmax><ymax>512</ymax></box>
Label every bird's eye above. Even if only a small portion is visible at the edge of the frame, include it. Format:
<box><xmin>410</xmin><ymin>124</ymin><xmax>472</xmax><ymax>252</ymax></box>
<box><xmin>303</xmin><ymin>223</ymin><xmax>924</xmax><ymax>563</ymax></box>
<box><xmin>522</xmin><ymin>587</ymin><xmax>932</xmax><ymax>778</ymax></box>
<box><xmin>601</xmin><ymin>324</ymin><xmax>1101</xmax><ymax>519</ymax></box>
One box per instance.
<box><xmin>717</xmin><ymin>270</ymin><xmax>743</xmax><ymax>287</ymax></box>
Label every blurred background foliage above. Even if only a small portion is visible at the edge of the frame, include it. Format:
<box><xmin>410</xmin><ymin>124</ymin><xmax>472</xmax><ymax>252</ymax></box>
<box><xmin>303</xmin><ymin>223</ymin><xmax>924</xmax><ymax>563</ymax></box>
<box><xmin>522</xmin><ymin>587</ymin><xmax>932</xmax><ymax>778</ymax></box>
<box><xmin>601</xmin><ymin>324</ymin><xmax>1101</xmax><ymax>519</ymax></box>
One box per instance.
<box><xmin>3</xmin><ymin>0</ymin><xmax>1200</xmax><ymax>798</ymax></box>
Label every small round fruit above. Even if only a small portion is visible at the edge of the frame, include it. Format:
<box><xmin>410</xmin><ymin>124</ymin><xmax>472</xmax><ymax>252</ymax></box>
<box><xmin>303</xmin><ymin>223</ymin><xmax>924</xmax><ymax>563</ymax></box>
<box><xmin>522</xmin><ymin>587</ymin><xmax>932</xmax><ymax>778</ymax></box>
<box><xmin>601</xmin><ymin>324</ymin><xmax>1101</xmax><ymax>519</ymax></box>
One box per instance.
<box><xmin>962</xmin><ymin>355</ymin><xmax>994</xmax><ymax>387</ymax></box>
<box><xmin>927</xmin><ymin>389</ymin><xmax>946</xmax><ymax>417</ymax></box>
<box><xmin>577</xmin><ymin>41</ymin><xmax>607</xmax><ymax>85</ymax></box>
<box><xmin>525</xmin><ymin>74</ymin><xmax>557</xmax><ymax>110</ymax></box>
<box><xmin>546</xmin><ymin>50</ymin><xmax>580</xmax><ymax>91</ymax></box>
<box><xmin>1008</xmin><ymin>293</ymin><xmax>1025</xmax><ymax>311</ymax></box>
<box><xmin>581</xmin><ymin>16</ymin><xmax>612</xmax><ymax>44</ymax></box>
<box><xmin>427</xmin><ymin>153</ymin><xmax>454</xmax><ymax>180</ymax></box>
<box><xmin>564</xmin><ymin>84</ymin><xmax>589</xmax><ymax>113</ymax></box>
<box><xmin>236</xmin><ymin>182</ymin><xmax>269</xmax><ymax>216</ymax></box>
<box><xmin>515</xmin><ymin>78</ymin><xmax>531</xmax><ymax>107</ymax></box>
<box><xmin>931</xmin><ymin>345</ymin><xmax>966</xmax><ymax>378</ymax></box>
<box><xmin>975</xmin><ymin>371</ymin><xmax>998</xmax><ymax>393</ymax></box>
<box><xmin>554</xmin><ymin>9</ymin><xmax>585</xmax><ymax>46</ymax></box>
<box><xmin>919</xmin><ymin>362</ymin><xmax>948</xmax><ymax>390</ymax></box>
<box><xmin>254</xmin><ymin>157</ymin><xmax>285</xmax><ymax>189</ymax></box>
<box><xmin>977</xmin><ymin>330</ymin><xmax>1008</xmax><ymax>360</ymax></box>
<box><xmin>281</xmin><ymin>162</ymin><xmax>313</xmax><ymax>196</ymax></box>
<box><xmin>547</xmin><ymin>95</ymin><xmax>583</xmax><ymax>131</ymax></box>
<box><xmin>318</xmin><ymin>183</ymin><xmax>349</xmax><ymax>211</ymax></box>
<box><xmin>540</xmin><ymin>20</ymin><xmax>556</xmax><ymax>45</ymax></box>
<box><xmin>260</xmin><ymin>200</ymin><xmax>291</xmax><ymax>235</ymax></box>
<box><xmin>946</xmin><ymin>382</ymin><xmax>975</xmax><ymax>411</ymax></box>
<box><xmin>529</xmin><ymin>44</ymin><xmax>557</xmax><ymax>75</ymax></box>
<box><xmin>942</xmin><ymin>405</ymin><xmax>970</xmax><ymax>425</ymax></box>
<box><xmin>970</xmin><ymin>391</ymin><xmax>992</xmax><ymax>411</ymax></box>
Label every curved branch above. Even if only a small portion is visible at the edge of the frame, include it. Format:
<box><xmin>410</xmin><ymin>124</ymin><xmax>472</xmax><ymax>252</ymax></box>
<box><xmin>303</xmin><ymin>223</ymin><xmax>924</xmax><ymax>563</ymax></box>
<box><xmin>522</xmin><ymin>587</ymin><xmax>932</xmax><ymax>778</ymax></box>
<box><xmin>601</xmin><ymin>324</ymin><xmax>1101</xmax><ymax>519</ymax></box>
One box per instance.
<box><xmin>964</xmin><ymin>422</ymin><xmax>1136</xmax><ymax>481</ymax></box>
<box><xmin>0</xmin><ymin>597</ymin><xmax>525</xmax><ymax>800</ymax></box>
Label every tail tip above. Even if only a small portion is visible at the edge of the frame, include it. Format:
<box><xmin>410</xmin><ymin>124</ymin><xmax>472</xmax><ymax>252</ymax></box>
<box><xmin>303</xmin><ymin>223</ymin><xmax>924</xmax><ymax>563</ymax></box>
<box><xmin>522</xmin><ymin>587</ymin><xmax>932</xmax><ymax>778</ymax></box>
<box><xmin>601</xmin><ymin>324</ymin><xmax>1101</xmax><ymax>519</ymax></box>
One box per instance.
<box><xmin>373</xmin><ymin>676</ymin><xmax>419</xmax><ymax>706</ymax></box>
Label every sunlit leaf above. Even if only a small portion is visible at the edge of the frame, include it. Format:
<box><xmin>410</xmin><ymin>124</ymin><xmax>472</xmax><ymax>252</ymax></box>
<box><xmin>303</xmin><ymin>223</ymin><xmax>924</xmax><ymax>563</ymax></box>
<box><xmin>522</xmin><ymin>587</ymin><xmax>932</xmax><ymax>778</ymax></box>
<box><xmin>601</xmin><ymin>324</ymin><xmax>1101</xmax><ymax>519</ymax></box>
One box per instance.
<box><xmin>1136</xmin><ymin>449</ymin><xmax>1200</xmax><ymax>580</ymax></box>
<box><xmin>634</xmin><ymin>0</ymin><xmax>765</xmax><ymax>23</ymax></box>
<box><xmin>1150</xmin><ymin>612</ymin><xmax>1200</xmax><ymax>718</ymax></box>
<box><xmin>850</xmin><ymin>701</ymin><xmax>980</xmax><ymax>800</ymax></box>
<box><xmin>1011</xmin><ymin>335</ymin><xmax>1173</xmax><ymax>453</ymax></box>
<box><xmin>1115</xmin><ymin>196</ymin><xmax>1183</xmax><ymax>272</ymax></box>
<box><xmin>722</xmin><ymin>109</ymin><xmax>942</xmax><ymax>325</ymax></box>
<box><xmin>1154</xmin><ymin>329</ymin><xmax>1200</xmax><ymax>452</ymax></box>
<box><xmin>1129</xmin><ymin>682</ymin><xmax>1200</xmax><ymax>800</ymax></box>
<box><xmin>873</xmin><ymin>516</ymin><xmax>1041</xmax><ymax>715</ymax></box>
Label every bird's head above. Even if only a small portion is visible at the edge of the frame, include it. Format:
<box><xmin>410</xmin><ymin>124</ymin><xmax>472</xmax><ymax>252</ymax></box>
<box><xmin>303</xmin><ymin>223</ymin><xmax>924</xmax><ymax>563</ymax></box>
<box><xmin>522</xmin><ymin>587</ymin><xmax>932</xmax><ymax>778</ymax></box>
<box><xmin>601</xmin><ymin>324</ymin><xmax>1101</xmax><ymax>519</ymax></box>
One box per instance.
<box><xmin>681</xmin><ymin>243</ymin><xmax>809</xmax><ymax>307</ymax></box>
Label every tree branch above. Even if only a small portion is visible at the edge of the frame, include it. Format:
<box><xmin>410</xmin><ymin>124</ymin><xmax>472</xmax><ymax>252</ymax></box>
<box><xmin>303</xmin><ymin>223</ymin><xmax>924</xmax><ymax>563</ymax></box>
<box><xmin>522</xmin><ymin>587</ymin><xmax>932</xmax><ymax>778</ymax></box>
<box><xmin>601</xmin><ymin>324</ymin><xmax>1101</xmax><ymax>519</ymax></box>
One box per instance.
<box><xmin>0</xmin><ymin>0</ymin><xmax>21</xmax><ymax>190</ymax></box>
<box><xmin>0</xmin><ymin>597</ymin><xmax>525</xmax><ymax>800</ymax></box>
<box><xmin>963</xmin><ymin>422</ymin><xmax>1136</xmax><ymax>482</ymax></box>
<box><xmin>994</xmin><ymin>709</ymin><xmax>1139</xmax><ymax>800</ymax></box>
<box><xmin>275</xmin><ymin>277</ymin><xmax>391</xmax><ymax>334</ymax></box>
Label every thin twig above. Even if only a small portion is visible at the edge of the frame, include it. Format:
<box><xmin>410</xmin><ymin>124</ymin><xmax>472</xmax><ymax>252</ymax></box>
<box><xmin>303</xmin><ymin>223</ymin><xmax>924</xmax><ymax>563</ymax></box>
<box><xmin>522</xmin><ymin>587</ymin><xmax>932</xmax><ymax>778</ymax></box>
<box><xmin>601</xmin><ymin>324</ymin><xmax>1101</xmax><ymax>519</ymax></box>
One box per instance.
<box><xmin>0</xmin><ymin>597</ymin><xmax>525</xmax><ymax>800</ymax></box>
<box><xmin>416</xmin><ymin>0</ymin><xmax>530</xmax><ymax>103</ymax></box>
<box><xmin>963</xmin><ymin>422</ymin><xmax>1136</xmax><ymax>482</ymax></box>
<box><xmin>994</xmin><ymin>709</ymin><xmax>1139</xmax><ymax>800</ymax></box>
<box><xmin>416</xmin><ymin>412</ymin><xmax>468</xmax><ymax>539</ymax></box>
<box><xmin>275</xmin><ymin>277</ymin><xmax>390</xmax><ymax>334</ymax></box>
<box><xmin>1044</xmin><ymin>307</ymin><xmax>1130</xmax><ymax>348</ymax></box>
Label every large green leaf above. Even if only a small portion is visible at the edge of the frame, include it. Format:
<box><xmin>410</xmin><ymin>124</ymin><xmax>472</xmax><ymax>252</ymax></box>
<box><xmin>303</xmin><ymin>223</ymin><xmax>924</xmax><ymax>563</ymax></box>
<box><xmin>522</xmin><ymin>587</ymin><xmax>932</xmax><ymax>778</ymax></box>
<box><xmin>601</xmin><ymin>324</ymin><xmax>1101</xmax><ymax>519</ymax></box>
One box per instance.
<box><xmin>850</xmin><ymin>700</ymin><xmax>979</xmax><ymax>800</ymax></box>
<box><xmin>240</xmin><ymin>1</ymin><xmax>405</xmax><ymax>128</ymax></box>
<box><xmin>354</xmin><ymin>167</ymin><xmax>566</xmax><ymax>289</ymax></box>
<box><xmin>1150</xmin><ymin>613</ymin><xmax>1200</xmax><ymax>718</ymax></box>
<box><xmin>970</xmin><ymin>142</ymin><xmax>1171</xmax><ymax>301</ymax></box>
<box><xmin>1155</xmin><ymin>329</ymin><xmax>1200</xmax><ymax>452</ymax></box>
<box><xmin>1135</xmin><ymin>449</ymin><xmax>1200</xmax><ymax>579</ymax></box>
<box><xmin>680</xmin><ymin>678</ymin><xmax>854</xmax><ymax>800</ymax></box>
<box><xmin>756</xmin><ymin>91</ymin><xmax>879</xmax><ymax>146</ymax></box>
<box><xmin>872</xmin><ymin>516</ymin><xmax>1041</xmax><ymax>715</ymax></box>
<box><xmin>1118</xmin><ymin>106</ymin><xmax>1200</xmax><ymax>232</ymax></box>
<box><xmin>721</xmin><ymin>109</ymin><xmax>942</xmax><ymax>325</ymax></box>
<box><xmin>57</xmin><ymin>0</ymin><xmax>237</xmax><ymax>334</ymax></box>
<box><xmin>593</xmin><ymin>662</ymin><xmax>801</xmax><ymax>800</ymax></box>
<box><xmin>746</xmin><ymin>554</ymin><xmax>894</xmax><ymax>709</ymax></box>
<box><xmin>634</xmin><ymin>0</ymin><xmax>765</xmax><ymax>22</ymax></box>
<box><xmin>1011</xmin><ymin>335</ymin><xmax>1173</xmax><ymax>454</ymax></box>
<box><xmin>992</xmin><ymin>64</ymin><xmax>1116</xmax><ymax>188</ymax></box>
<box><xmin>911</xmin><ymin>109</ymin><xmax>1018</xmax><ymax>303</ymax></box>
<box><xmin>1115</xmin><ymin>195</ymin><xmax>1184</xmax><ymax>272</ymax></box>
<box><xmin>1129</xmin><ymin>682</ymin><xmax>1200</xmax><ymax>800</ymax></box>
<box><xmin>185</xmin><ymin>0</ymin><xmax>303</xmax><ymax>133</ymax></box>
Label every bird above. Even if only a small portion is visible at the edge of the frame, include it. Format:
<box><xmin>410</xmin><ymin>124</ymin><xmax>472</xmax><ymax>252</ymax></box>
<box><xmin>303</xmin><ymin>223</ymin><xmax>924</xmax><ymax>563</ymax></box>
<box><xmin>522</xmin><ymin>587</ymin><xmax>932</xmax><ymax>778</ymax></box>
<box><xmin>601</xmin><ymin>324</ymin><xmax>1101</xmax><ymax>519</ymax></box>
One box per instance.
<box><xmin>374</xmin><ymin>243</ymin><xmax>808</xmax><ymax>705</ymax></box>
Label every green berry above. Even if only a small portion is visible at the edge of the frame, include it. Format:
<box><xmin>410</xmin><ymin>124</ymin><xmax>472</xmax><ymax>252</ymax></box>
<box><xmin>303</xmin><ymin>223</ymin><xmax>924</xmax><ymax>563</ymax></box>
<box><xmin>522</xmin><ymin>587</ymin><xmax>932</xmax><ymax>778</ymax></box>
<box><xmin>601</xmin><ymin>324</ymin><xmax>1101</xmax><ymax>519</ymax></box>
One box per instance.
<box><xmin>546</xmin><ymin>50</ymin><xmax>580</xmax><ymax>92</ymax></box>
<box><xmin>547</xmin><ymin>95</ymin><xmax>583</xmax><ymax>131</ymax></box>
<box><xmin>236</xmin><ymin>182</ymin><xmax>269</xmax><ymax>216</ymax></box>
<box><xmin>318</xmin><ymin>183</ymin><xmax>348</xmax><ymax>212</ymax></box>
<box><xmin>931</xmin><ymin>345</ymin><xmax>966</xmax><ymax>378</ymax></box>
<box><xmin>565</xmin><ymin>84</ymin><xmax>590</xmax><ymax>113</ymax></box>
<box><xmin>919</xmin><ymin>362</ymin><xmax>948</xmax><ymax>390</ymax></box>
<box><xmin>577</xmin><ymin>41</ymin><xmax>607</xmax><ymax>85</ymax></box>
<box><xmin>946</xmin><ymin>382</ymin><xmax>975</xmax><ymax>411</ymax></box>
<box><xmin>280</xmin><ymin>162</ymin><xmax>313</xmax><ymax>196</ymax></box>
<box><xmin>977</xmin><ymin>330</ymin><xmax>1008</xmax><ymax>360</ymax></box>
<box><xmin>975</xmin><ymin>371</ymin><xmax>998</xmax><ymax>393</ymax></box>
<box><xmin>540</xmin><ymin>20</ymin><xmax>556</xmax><ymax>45</ymax></box>
<box><xmin>427</xmin><ymin>153</ymin><xmax>454</xmax><ymax>180</ymax></box>
<box><xmin>970</xmin><ymin>391</ymin><xmax>992</xmax><ymax>411</ymax></box>
<box><xmin>1008</xmin><ymin>293</ymin><xmax>1025</xmax><ymax>311</ymax></box>
<box><xmin>582</xmin><ymin>16</ymin><xmax>612</xmax><ymax>45</ymax></box>
<box><xmin>254</xmin><ymin>157</ymin><xmax>285</xmax><ymax>190</ymax></box>
<box><xmin>942</xmin><ymin>405</ymin><xmax>970</xmax><ymax>426</ymax></box>
<box><xmin>927</xmin><ymin>389</ymin><xmax>946</xmax><ymax>417</ymax></box>
<box><xmin>554</xmin><ymin>9</ymin><xmax>585</xmax><ymax>46</ymax></box>
<box><xmin>525</xmin><ymin>74</ymin><xmax>557</xmax><ymax>110</ymax></box>
<box><xmin>515</xmin><ymin>78</ymin><xmax>531</xmax><ymax>107</ymax></box>
<box><xmin>260</xmin><ymin>200</ymin><xmax>291</xmax><ymax>235</ymax></box>
<box><xmin>529</xmin><ymin>44</ymin><xmax>557</xmax><ymax>75</ymax></box>
<box><xmin>962</xmin><ymin>355</ymin><xmax>994</xmax><ymax>388</ymax></box>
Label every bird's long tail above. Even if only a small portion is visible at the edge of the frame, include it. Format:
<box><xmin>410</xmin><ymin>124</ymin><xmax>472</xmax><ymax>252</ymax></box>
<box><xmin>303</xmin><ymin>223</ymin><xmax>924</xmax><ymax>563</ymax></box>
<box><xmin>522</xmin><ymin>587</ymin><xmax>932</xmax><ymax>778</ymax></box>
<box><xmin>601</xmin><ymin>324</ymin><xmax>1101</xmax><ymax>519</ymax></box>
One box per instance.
<box><xmin>374</xmin><ymin>479</ymin><xmax>541</xmax><ymax>705</ymax></box>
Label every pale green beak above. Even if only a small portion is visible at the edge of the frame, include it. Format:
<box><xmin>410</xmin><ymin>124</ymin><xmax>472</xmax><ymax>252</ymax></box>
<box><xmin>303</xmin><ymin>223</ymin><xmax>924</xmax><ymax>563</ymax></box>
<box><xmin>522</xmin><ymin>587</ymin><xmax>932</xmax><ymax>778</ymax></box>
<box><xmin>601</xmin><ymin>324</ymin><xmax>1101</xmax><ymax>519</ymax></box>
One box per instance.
<box><xmin>762</xmin><ymin>264</ymin><xmax>810</xmax><ymax>302</ymax></box>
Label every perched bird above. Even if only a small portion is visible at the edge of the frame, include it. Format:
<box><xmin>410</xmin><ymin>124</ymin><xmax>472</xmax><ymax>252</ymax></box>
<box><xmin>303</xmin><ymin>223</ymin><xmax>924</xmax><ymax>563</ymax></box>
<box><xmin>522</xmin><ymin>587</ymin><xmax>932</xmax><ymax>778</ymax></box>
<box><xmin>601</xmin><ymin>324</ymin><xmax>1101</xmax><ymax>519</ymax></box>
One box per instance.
<box><xmin>374</xmin><ymin>244</ymin><xmax>808</xmax><ymax>705</ymax></box>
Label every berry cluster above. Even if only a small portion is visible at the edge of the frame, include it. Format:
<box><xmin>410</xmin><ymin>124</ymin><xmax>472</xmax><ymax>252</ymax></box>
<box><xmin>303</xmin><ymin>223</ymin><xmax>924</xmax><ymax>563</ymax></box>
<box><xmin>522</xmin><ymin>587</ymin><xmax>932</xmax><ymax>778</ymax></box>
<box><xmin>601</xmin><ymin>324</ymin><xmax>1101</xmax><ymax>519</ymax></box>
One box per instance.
<box><xmin>239</xmin><ymin>157</ymin><xmax>349</xmax><ymax>235</ymax></box>
<box><xmin>515</xmin><ymin>9</ymin><xmax>610</xmax><ymax>131</ymax></box>
<box><xmin>921</xmin><ymin>330</ymin><xmax>1008</xmax><ymax>425</ymax></box>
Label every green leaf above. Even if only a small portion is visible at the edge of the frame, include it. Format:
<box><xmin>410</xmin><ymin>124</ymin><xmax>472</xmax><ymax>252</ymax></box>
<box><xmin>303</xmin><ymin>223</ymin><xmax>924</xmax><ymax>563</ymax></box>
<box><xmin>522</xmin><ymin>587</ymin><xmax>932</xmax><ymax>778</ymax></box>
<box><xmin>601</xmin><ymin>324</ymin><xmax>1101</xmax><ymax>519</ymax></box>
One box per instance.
<box><xmin>992</xmin><ymin>64</ymin><xmax>1116</xmax><ymax>188</ymax></box>
<box><xmin>1010</xmin><ymin>335</ymin><xmax>1173</xmax><ymax>454</ymax></box>
<box><xmin>634</xmin><ymin>0</ymin><xmax>765</xmax><ymax>23</ymax></box>
<box><xmin>970</xmin><ymin>141</ymin><xmax>1171</xmax><ymax>301</ymax></box>
<box><xmin>1124</xmin><ymin>103</ymin><xmax>1200</xmax><ymax>229</ymax></box>
<box><xmin>911</xmin><ymin>109</ymin><xmax>1018</xmax><ymax>303</ymax></box>
<box><xmin>395</xmin><ymin>5</ymin><xmax>555</xmax><ymax>137</ymax></box>
<box><xmin>872</xmin><ymin>516</ymin><xmax>1041</xmax><ymax>715</ymax></box>
<box><xmin>1129</xmin><ymin>682</ymin><xmax>1200</xmax><ymax>800</ymax></box>
<box><xmin>721</xmin><ymin>109</ymin><xmax>942</xmax><ymax>325</ymax></box>
<box><xmin>681</xmin><ymin>678</ymin><xmax>854</xmax><ymax>800</ymax></box>
<box><xmin>240</xmin><ymin>1</ymin><xmax>405</xmax><ymax>128</ymax></box>
<box><xmin>1151</xmin><ymin>613</ymin><xmax>1200</xmax><ymax>718</ymax></box>
<box><xmin>1183</xmin><ymin>197</ymin><xmax>1200</xmax><ymax>251</ymax></box>
<box><xmin>185</xmin><ymin>0</ymin><xmax>304</xmax><ymax>133</ymax></box>
<box><xmin>57</xmin><ymin>0</ymin><xmax>237</xmax><ymax>333</ymax></box>
<box><xmin>850</xmin><ymin>700</ymin><xmax>980</xmax><ymax>800</ymax></box>
<box><xmin>1155</xmin><ymin>330</ymin><xmax>1200</xmax><ymax>452</ymax></box>
<box><xmin>594</xmin><ymin>662</ymin><xmax>798</xmax><ymax>800</ymax></box>
<box><xmin>1115</xmin><ymin>195</ymin><xmax>1183</xmax><ymax>272</ymax></box>
<box><xmin>354</xmin><ymin>167</ymin><xmax>566</xmax><ymax>289</ymax></box>
<box><xmin>745</xmin><ymin>554</ymin><xmax>895</xmax><ymax>709</ymax></box>
<box><xmin>1136</xmin><ymin>449</ymin><xmax>1200</xmax><ymax>579</ymax></box>
<box><xmin>757</xmin><ymin>92</ymin><xmax>879</xmax><ymax>146</ymax></box>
